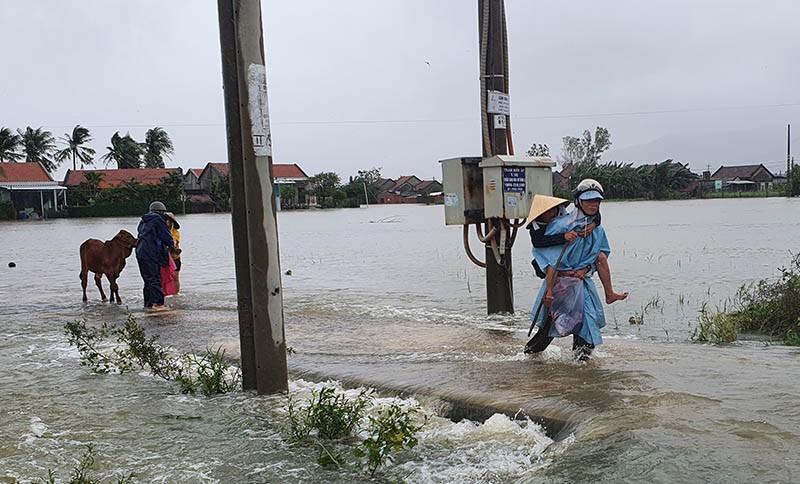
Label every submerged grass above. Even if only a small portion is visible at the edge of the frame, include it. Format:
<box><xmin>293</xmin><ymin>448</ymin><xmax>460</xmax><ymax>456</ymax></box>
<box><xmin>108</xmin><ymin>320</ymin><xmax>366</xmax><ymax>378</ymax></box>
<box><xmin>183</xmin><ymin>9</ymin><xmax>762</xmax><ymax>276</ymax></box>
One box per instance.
<box><xmin>286</xmin><ymin>386</ymin><xmax>425</xmax><ymax>477</ymax></box>
<box><xmin>35</xmin><ymin>444</ymin><xmax>134</xmax><ymax>484</ymax></box>
<box><xmin>65</xmin><ymin>314</ymin><xmax>240</xmax><ymax>395</ymax></box>
<box><xmin>691</xmin><ymin>302</ymin><xmax>738</xmax><ymax>344</ymax></box>
<box><xmin>691</xmin><ymin>253</ymin><xmax>800</xmax><ymax>345</ymax></box>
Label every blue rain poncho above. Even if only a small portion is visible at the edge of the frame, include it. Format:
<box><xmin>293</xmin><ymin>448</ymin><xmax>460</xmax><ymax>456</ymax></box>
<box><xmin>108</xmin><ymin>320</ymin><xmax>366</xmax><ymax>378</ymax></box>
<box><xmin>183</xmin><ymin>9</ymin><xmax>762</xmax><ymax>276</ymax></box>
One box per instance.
<box><xmin>530</xmin><ymin>209</ymin><xmax>611</xmax><ymax>345</ymax></box>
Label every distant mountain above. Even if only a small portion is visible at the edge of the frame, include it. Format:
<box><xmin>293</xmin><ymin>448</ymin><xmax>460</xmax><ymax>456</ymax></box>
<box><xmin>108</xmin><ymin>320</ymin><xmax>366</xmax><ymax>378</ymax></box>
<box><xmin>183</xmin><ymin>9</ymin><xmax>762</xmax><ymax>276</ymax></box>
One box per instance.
<box><xmin>605</xmin><ymin>125</ymin><xmax>790</xmax><ymax>174</ymax></box>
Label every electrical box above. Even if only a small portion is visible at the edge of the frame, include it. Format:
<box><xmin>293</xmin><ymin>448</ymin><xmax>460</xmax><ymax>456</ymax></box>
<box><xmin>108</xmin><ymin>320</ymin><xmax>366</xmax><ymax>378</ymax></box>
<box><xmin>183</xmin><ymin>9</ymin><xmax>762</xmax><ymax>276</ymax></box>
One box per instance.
<box><xmin>439</xmin><ymin>157</ymin><xmax>485</xmax><ymax>225</ymax></box>
<box><xmin>479</xmin><ymin>155</ymin><xmax>556</xmax><ymax>220</ymax></box>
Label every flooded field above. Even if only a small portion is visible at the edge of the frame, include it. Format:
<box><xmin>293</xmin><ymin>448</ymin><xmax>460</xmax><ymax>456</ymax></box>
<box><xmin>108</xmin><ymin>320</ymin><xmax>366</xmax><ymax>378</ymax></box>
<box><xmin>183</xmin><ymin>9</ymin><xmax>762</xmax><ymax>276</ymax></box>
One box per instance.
<box><xmin>2</xmin><ymin>198</ymin><xmax>800</xmax><ymax>483</ymax></box>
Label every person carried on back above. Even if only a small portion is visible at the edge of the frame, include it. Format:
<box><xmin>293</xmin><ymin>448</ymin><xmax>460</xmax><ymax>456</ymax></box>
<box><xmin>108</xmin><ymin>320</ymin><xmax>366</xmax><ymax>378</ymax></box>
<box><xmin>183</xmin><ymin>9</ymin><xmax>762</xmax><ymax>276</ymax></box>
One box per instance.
<box><xmin>160</xmin><ymin>211</ymin><xmax>182</xmax><ymax>297</ymax></box>
<box><xmin>524</xmin><ymin>179</ymin><xmax>627</xmax><ymax>360</ymax></box>
<box><xmin>135</xmin><ymin>201</ymin><xmax>178</xmax><ymax>311</ymax></box>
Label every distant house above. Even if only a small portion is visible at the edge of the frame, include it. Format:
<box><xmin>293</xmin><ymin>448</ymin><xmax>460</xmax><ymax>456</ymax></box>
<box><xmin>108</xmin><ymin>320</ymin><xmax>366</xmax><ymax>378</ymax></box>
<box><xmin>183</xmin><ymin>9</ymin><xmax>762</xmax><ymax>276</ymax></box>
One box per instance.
<box><xmin>415</xmin><ymin>179</ymin><xmax>442</xmax><ymax>194</ymax></box>
<box><xmin>63</xmin><ymin>168</ymin><xmax>182</xmax><ymax>189</ymax></box>
<box><xmin>376</xmin><ymin>176</ymin><xmax>441</xmax><ymax>204</ymax></box>
<box><xmin>376</xmin><ymin>178</ymin><xmax>396</xmax><ymax>193</ymax></box>
<box><xmin>552</xmin><ymin>164</ymin><xmax>576</xmax><ymax>192</ymax></box>
<box><xmin>391</xmin><ymin>175</ymin><xmax>422</xmax><ymax>195</ymax></box>
<box><xmin>0</xmin><ymin>162</ymin><xmax>67</xmax><ymax>216</ymax></box>
<box><xmin>198</xmin><ymin>162</ymin><xmax>229</xmax><ymax>193</ymax></box>
<box><xmin>273</xmin><ymin>163</ymin><xmax>309</xmax><ymax>209</ymax></box>
<box><xmin>183</xmin><ymin>168</ymin><xmax>203</xmax><ymax>193</ymax></box>
<box><xmin>711</xmin><ymin>164</ymin><xmax>775</xmax><ymax>191</ymax></box>
<box><xmin>193</xmin><ymin>161</ymin><xmax>311</xmax><ymax>210</ymax></box>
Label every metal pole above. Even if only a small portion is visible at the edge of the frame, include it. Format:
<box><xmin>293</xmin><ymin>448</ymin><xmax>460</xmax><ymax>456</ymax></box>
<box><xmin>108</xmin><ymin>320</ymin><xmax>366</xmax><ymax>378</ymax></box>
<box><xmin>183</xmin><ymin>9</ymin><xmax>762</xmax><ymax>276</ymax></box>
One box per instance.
<box><xmin>217</xmin><ymin>0</ymin><xmax>287</xmax><ymax>394</ymax></box>
<box><xmin>479</xmin><ymin>0</ymin><xmax>513</xmax><ymax>314</ymax></box>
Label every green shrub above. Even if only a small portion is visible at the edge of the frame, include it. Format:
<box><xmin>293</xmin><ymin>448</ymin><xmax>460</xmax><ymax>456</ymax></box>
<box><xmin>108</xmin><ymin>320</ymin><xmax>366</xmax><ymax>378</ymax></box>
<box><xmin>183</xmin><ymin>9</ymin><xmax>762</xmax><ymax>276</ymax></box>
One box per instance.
<box><xmin>288</xmin><ymin>387</ymin><xmax>372</xmax><ymax>441</ymax></box>
<box><xmin>355</xmin><ymin>403</ymin><xmax>424</xmax><ymax>477</ymax></box>
<box><xmin>65</xmin><ymin>315</ymin><xmax>240</xmax><ymax>395</ymax></box>
<box><xmin>691</xmin><ymin>302</ymin><xmax>738</xmax><ymax>344</ymax></box>
<box><xmin>691</xmin><ymin>254</ymin><xmax>800</xmax><ymax>345</ymax></box>
<box><xmin>733</xmin><ymin>253</ymin><xmax>800</xmax><ymax>342</ymax></box>
<box><xmin>286</xmin><ymin>387</ymin><xmax>426</xmax><ymax>477</ymax></box>
<box><xmin>0</xmin><ymin>200</ymin><xmax>14</xmax><ymax>219</ymax></box>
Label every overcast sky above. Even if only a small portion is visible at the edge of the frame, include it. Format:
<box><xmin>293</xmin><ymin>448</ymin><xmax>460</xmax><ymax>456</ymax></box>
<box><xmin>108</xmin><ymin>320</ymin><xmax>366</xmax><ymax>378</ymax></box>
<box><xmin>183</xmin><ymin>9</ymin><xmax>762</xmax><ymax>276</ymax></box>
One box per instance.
<box><xmin>3</xmin><ymin>0</ymin><xmax>799</xmax><ymax>182</ymax></box>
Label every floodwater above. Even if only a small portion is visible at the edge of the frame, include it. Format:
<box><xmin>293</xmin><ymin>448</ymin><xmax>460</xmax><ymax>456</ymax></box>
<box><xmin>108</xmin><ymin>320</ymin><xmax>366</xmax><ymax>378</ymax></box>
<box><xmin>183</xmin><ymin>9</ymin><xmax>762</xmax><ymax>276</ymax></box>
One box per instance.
<box><xmin>1</xmin><ymin>198</ymin><xmax>800</xmax><ymax>483</ymax></box>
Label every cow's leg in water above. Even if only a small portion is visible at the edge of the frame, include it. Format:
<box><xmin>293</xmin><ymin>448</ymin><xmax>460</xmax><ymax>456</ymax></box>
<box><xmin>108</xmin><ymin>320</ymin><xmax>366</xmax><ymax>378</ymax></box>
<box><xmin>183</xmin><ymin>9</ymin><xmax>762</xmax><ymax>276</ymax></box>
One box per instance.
<box><xmin>94</xmin><ymin>273</ymin><xmax>107</xmax><ymax>302</ymax></box>
<box><xmin>110</xmin><ymin>276</ymin><xmax>122</xmax><ymax>304</ymax></box>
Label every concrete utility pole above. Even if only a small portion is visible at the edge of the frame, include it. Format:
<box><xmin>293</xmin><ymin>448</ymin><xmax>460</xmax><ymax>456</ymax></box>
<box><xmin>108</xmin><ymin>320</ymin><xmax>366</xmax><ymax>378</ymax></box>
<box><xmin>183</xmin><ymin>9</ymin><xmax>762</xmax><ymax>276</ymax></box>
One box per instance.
<box><xmin>479</xmin><ymin>0</ymin><xmax>513</xmax><ymax>313</ymax></box>
<box><xmin>217</xmin><ymin>0</ymin><xmax>288</xmax><ymax>394</ymax></box>
<box><xmin>788</xmin><ymin>124</ymin><xmax>792</xmax><ymax>197</ymax></box>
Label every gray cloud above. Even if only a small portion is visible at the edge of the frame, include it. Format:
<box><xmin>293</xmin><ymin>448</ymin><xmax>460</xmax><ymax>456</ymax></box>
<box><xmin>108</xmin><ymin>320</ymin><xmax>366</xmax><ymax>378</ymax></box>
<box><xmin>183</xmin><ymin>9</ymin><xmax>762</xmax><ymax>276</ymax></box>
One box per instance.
<box><xmin>2</xmin><ymin>0</ymin><xmax>797</xmax><ymax>182</ymax></box>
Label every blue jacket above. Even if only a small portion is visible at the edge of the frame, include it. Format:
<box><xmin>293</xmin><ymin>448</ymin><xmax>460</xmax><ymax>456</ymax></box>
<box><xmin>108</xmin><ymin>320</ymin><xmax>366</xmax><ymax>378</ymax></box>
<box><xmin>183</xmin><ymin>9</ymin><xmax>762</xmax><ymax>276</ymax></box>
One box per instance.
<box><xmin>135</xmin><ymin>211</ymin><xmax>175</xmax><ymax>266</ymax></box>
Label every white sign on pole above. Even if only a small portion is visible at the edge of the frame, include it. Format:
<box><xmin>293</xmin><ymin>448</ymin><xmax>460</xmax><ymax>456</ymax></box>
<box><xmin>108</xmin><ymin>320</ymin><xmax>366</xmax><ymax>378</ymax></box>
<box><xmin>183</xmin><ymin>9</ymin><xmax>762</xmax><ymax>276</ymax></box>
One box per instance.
<box><xmin>493</xmin><ymin>114</ymin><xmax>506</xmax><ymax>129</ymax></box>
<box><xmin>247</xmin><ymin>64</ymin><xmax>272</xmax><ymax>157</ymax></box>
<box><xmin>487</xmin><ymin>90</ymin><xmax>510</xmax><ymax>115</ymax></box>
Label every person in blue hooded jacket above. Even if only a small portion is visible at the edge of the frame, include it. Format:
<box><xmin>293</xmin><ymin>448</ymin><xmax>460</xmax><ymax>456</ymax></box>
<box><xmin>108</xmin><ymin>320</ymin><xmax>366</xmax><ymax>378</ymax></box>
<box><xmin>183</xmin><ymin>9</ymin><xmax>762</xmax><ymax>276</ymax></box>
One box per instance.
<box><xmin>135</xmin><ymin>201</ymin><xmax>176</xmax><ymax>310</ymax></box>
<box><xmin>525</xmin><ymin>179</ymin><xmax>626</xmax><ymax>360</ymax></box>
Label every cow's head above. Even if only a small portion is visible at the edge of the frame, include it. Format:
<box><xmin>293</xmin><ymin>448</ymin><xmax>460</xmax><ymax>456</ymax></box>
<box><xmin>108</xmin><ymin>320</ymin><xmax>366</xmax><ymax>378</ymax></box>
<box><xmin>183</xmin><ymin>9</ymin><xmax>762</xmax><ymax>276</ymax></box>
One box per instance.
<box><xmin>114</xmin><ymin>230</ymin><xmax>138</xmax><ymax>257</ymax></box>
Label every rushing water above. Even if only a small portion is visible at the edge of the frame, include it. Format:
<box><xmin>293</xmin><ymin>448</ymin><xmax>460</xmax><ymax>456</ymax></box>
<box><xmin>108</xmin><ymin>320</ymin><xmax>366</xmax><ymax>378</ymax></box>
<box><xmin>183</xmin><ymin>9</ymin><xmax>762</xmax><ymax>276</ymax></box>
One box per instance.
<box><xmin>2</xmin><ymin>198</ymin><xmax>800</xmax><ymax>483</ymax></box>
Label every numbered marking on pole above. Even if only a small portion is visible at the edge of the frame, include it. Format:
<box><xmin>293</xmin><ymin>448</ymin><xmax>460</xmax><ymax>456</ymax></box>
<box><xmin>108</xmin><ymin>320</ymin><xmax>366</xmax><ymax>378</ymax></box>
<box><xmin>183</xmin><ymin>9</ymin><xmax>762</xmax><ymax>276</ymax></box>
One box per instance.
<box><xmin>493</xmin><ymin>114</ymin><xmax>506</xmax><ymax>129</ymax></box>
<box><xmin>248</xmin><ymin>64</ymin><xmax>272</xmax><ymax>157</ymax></box>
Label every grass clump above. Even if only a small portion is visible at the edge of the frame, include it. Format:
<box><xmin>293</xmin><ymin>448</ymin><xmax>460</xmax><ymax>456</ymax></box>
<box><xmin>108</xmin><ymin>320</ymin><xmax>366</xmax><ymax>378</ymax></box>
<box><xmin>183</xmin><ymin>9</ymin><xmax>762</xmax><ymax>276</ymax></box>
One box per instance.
<box><xmin>691</xmin><ymin>253</ymin><xmax>800</xmax><ymax>345</ymax></box>
<box><xmin>288</xmin><ymin>386</ymin><xmax>372</xmax><ymax>441</ymax></box>
<box><xmin>286</xmin><ymin>386</ymin><xmax>426</xmax><ymax>477</ymax></box>
<box><xmin>732</xmin><ymin>253</ymin><xmax>800</xmax><ymax>345</ymax></box>
<box><xmin>35</xmin><ymin>444</ymin><xmax>134</xmax><ymax>484</ymax></box>
<box><xmin>691</xmin><ymin>302</ymin><xmax>738</xmax><ymax>343</ymax></box>
<box><xmin>356</xmin><ymin>402</ymin><xmax>424</xmax><ymax>477</ymax></box>
<box><xmin>65</xmin><ymin>314</ymin><xmax>240</xmax><ymax>395</ymax></box>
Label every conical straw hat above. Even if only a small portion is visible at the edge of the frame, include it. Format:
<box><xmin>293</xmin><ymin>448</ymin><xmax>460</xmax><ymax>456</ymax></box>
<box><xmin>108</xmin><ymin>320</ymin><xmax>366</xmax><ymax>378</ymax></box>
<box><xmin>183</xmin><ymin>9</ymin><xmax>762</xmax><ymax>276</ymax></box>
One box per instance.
<box><xmin>524</xmin><ymin>194</ymin><xmax>569</xmax><ymax>227</ymax></box>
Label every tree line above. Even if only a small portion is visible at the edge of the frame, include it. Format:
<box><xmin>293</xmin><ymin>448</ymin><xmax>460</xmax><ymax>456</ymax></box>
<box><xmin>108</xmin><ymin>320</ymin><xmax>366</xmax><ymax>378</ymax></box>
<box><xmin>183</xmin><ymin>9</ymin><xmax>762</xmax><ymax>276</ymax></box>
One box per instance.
<box><xmin>530</xmin><ymin>126</ymin><xmax>700</xmax><ymax>200</ymax></box>
<box><xmin>0</xmin><ymin>125</ymin><xmax>174</xmax><ymax>173</ymax></box>
<box><xmin>305</xmin><ymin>167</ymin><xmax>383</xmax><ymax>208</ymax></box>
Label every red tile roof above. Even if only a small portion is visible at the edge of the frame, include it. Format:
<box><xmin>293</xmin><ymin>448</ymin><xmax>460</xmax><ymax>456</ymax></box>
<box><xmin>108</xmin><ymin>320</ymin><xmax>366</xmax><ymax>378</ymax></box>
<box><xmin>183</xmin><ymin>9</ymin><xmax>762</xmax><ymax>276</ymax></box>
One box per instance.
<box><xmin>63</xmin><ymin>168</ymin><xmax>181</xmax><ymax>189</ymax></box>
<box><xmin>190</xmin><ymin>169</ymin><xmax>203</xmax><ymax>177</ymax></box>
<box><xmin>0</xmin><ymin>162</ymin><xmax>53</xmax><ymax>183</ymax></box>
<box><xmin>273</xmin><ymin>163</ymin><xmax>308</xmax><ymax>179</ymax></box>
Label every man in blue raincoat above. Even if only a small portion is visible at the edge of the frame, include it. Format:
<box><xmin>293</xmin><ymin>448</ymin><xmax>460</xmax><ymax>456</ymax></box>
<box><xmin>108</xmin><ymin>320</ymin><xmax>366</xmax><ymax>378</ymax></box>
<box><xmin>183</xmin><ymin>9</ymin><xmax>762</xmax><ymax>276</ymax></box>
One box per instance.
<box><xmin>526</xmin><ymin>179</ymin><xmax>619</xmax><ymax>360</ymax></box>
<box><xmin>135</xmin><ymin>201</ymin><xmax>175</xmax><ymax>310</ymax></box>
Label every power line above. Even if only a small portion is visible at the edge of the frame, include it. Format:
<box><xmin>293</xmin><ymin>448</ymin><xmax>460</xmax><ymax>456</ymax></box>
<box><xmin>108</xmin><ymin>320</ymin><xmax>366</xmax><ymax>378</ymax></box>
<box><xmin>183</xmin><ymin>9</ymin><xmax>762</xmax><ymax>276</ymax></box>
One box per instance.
<box><xmin>26</xmin><ymin>101</ymin><xmax>800</xmax><ymax>130</ymax></box>
<box><xmin>515</xmin><ymin>102</ymin><xmax>800</xmax><ymax>121</ymax></box>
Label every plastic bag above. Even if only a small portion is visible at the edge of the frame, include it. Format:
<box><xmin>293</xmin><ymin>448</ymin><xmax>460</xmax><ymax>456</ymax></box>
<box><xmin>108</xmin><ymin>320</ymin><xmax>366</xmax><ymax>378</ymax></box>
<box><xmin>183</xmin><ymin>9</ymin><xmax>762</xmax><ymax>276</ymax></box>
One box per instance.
<box><xmin>551</xmin><ymin>276</ymin><xmax>584</xmax><ymax>336</ymax></box>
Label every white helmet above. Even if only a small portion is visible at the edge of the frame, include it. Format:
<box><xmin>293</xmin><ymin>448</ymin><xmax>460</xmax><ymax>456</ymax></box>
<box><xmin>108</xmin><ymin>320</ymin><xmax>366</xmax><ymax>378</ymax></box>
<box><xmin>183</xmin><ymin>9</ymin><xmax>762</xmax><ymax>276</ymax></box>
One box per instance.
<box><xmin>573</xmin><ymin>179</ymin><xmax>604</xmax><ymax>206</ymax></box>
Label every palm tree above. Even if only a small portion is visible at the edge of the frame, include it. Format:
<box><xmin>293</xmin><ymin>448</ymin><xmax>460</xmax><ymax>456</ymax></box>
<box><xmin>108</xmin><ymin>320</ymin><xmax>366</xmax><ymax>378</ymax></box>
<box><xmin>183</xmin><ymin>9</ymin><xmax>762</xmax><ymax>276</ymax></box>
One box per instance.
<box><xmin>0</xmin><ymin>127</ymin><xmax>24</xmax><ymax>163</ymax></box>
<box><xmin>82</xmin><ymin>171</ymin><xmax>104</xmax><ymax>199</ymax></box>
<box><xmin>55</xmin><ymin>125</ymin><xmax>96</xmax><ymax>171</ymax></box>
<box><xmin>18</xmin><ymin>126</ymin><xmax>58</xmax><ymax>173</ymax></box>
<box><xmin>143</xmin><ymin>127</ymin><xmax>174</xmax><ymax>168</ymax></box>
<box><xmin>101</xmin><ymin>132</ymin><xmax>144</xmax><ymax>169</ymax></box>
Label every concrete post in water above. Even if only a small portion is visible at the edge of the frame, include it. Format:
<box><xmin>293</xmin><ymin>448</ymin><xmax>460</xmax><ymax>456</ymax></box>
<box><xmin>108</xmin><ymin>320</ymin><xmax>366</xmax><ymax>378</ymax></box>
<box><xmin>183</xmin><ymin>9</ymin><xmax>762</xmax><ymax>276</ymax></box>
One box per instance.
<box><xmin>217</xmin><ymin>0</ymin><xmax>288</xmax><ymax>394</ymax></box>
<box><xmin>217</xmin><ymin>0</ymin><xmax>255</xmax><ymax>390</ymax></box>
<box><xmin>479</xmin><ymin>0</ymin><xmax>513</xmax><ymax>314</ymax></box>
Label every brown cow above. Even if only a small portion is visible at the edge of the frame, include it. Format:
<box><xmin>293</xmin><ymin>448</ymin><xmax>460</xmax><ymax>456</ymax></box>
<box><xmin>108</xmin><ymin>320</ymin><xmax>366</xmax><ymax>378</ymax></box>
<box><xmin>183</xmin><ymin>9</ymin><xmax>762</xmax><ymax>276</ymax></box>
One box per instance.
<box><xmin>80</xmin><ymin>230</ymin><xmax>138</xmax><ymax>304</ymax></box>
